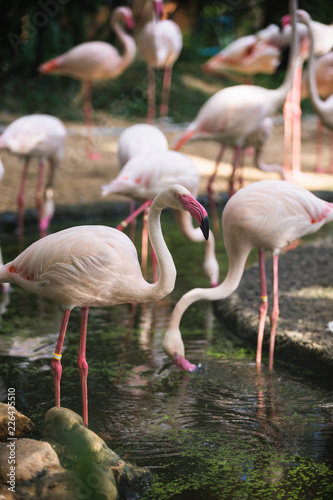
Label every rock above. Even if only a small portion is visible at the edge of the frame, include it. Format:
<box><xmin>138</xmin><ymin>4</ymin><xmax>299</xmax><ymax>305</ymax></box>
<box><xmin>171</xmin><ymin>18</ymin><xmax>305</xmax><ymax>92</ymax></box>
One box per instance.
<box><xmin>0</xmin><ymin>403</ymin><xmax>34</xmax><ymax>440</ymax></box>
<box><xmin>0</xmin><ymin>438</ymin><xmax>60</xmax><ymax>483</ymax></box>
<box><xmin>42</xmin><ymin>407</ymin><xmax>152</xmax><ymax>499</ymax></box>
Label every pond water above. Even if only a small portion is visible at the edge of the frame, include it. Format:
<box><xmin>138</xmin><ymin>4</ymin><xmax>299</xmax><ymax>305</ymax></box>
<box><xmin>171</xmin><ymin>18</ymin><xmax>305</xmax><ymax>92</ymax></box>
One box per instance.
<box><xmin>0</xmin><ymin>211</ymin><xmax>332</xmax><ymax>499</ymax></box>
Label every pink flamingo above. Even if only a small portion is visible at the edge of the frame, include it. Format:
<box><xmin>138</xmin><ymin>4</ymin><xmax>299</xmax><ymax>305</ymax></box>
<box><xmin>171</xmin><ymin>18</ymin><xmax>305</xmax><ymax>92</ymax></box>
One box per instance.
<box><xmin>201</xmin><ymin>24</ymin><xmax>282</xmax><ymax>83</ymax></box>
<box><xmin>0</xmin><ymin>114</ymin><xmax>67</xmax><ymax>240</ymax></box>
<box><xmin>0</xmin><ymin>184</ymin><xmax>209</xmax><ymax>426</ymax></box>
<box><xmin>282</xmin><ymin>10</ymin><xmax>333</xmax><ymax>176</ymax></box>
<box><xmin>162</xmin><ymin>179</ymin><xmax>333</xmax><ymax>373</ymax></box>
<box><xmin>38</xmin><ymin>7</ymin><xmax>136</xmax><ymax>160</ymax></box>
<box><xmin>137</xmin><ymin>0</ymin><xmax>183</xmax><ymax>121</ymax></box>
<box><xmin>102</xmin><ymin>150</ymin><xmax>219</xmax><ymax>286</ymax></box>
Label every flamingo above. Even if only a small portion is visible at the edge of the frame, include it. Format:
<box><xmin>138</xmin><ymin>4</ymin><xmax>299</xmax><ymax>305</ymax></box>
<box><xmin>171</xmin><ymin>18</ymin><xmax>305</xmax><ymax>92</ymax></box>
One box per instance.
<box><xmin>162</xmin><ymin>179</ymin><xmax>333</xmax><ymax>373</ymax></box>
<box><xmin>102</xmin><ymin>150</ymin><xmax>219</xmax><ymax>287</ymax></box>
<box><xmin>0</xmin><ymin>114</ymin><xmax>67</xmax><ymax>240</ymax></box>
<box><xmin>38</xmin><ymin>7</ymin><xmax>136</xmax><ymax>160</ymax></box>
<box><xmin>207</xmin><ymin>116</ymin><xmax>286</xmax><ymax>219</ymax></box>
<box><xmin>137</xmin><ymin>0</ymin><xmax>183</xmax><ymax>121</ymax></box>
<box><xmin>201</xmin><ymin>24</ymin><xmax>282</xmax><ymax>84</ymax></box>
<box><xmin>174</xmin><ymin>0</ymin><xmax>298</xmax><ymax>202</ymax></box>
<box><xmin>0</xmin><ymin>184</ymin><xmax>209</xmax><ymax>426</ymax></box>
<box><xmin>281</xmin><ymin>10</ymin><xmax>333</xmax><ymax>175</ymax></box>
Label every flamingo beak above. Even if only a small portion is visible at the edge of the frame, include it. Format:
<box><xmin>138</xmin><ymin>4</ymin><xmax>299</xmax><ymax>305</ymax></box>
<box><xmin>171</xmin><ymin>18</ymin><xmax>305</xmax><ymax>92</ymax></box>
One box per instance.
<box><xmin>182</xmin><ymin>194</ymin><xmax>209</xmax><ymax>241</ymax></box>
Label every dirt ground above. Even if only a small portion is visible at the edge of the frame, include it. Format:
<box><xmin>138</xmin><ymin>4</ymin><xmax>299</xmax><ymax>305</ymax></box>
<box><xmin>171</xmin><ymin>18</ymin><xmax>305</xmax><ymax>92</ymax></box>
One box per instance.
<box><xmin>0</xmin><ymin>112</ymin><xmax>333</xmax><ymax>371</ymax></box>
<box><xmin>1</xmin><ymin>112</ymin><xmax>333</xmax><ymax>214</ymax></box>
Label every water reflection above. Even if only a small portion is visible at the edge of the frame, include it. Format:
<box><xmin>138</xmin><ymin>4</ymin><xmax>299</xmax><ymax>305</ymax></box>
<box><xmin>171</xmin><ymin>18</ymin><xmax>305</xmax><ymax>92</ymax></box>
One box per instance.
<box><xmin>0</xmin><ymin>225</ymin><xmax>332</xmax><ymax>499</ymax></box>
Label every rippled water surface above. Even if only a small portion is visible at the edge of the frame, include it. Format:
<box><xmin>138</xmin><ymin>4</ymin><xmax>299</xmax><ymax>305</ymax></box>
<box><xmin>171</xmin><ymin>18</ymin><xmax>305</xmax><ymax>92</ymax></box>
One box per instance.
<box><xmin>0</xmin><ymin>215</ymin><xmax>332</xmax><ymax>499</ymax></box>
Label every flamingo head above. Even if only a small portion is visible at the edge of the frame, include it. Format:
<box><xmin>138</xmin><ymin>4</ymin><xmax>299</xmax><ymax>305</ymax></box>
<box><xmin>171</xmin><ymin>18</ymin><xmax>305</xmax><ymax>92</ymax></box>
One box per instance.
<box><xmin>178</xmin><ymin>192</ymin><xmax>209</xmax><ymax>241</ymax></box>
<box><xmin>281</xmin><ymin>14</ymin><xmax>291</xmax><ymax>29</ymax></box>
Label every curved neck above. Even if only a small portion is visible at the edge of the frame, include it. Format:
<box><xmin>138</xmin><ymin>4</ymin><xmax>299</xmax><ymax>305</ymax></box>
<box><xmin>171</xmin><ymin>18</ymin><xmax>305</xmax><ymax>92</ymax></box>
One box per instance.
<box><xmin>145</xmin><ymin>200</ymin><xmax>177</xmax><ymax>302</ymax></box>
<box><xmin>112</xmin><ymin>14</ymin><xmax>136</xmax><ymax>71</ymax></box>
<box><xmin>167</xmin><ymin>246</ymin><xmax>250</xmax><ymax>331</ymax></box>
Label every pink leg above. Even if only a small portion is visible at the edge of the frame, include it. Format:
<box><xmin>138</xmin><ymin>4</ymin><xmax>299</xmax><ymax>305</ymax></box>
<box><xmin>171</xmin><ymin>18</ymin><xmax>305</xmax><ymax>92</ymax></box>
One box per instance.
<box><xmin>291</xmin><ymin>64</ymin><xmax>303</xmax><ymax>175</ymax></box>
<box><xmin>17</xmin><ymin>158</ymin><xmax>30</xmax><ymax>242</ymax></box>
<box><xmin>116</xmin><ymin>199</ymin><xmax>152</xmax><ymax>231</ymax></box>
<box><xmin>315</xmin><ymin>121</ymin><xmax>325</xmax><ymax>173</ymax></box>
<box><xmin>129</xmin><ymin>199</ymin><xmax>136</xmax><ymax>242</ymax></box>
<box><xmin>228</xmin><ymin>145</ymin><xmax>241</xmax><ymax>198</ymax></box>
<box><xmin>51</xmin><ymin>309</ymin><xmax>71</xmax><ymax>408</ymax></box>
<box><xmin>207</xmin><ymin>143</ymin><xmax>226</xmax><ymax>238</ymax></box>
<box><xmin>257</xmin><ymin>248</ymin><xmax>268</xmax><ymax>367</ymax></box>
<box><xmin>36</xmin><ymin>160</ymin><xmax>45</xmax><ymax>237</ymax></box>
<box><xmin>147</xmin><ymin>67</ymin><xmax>156</xmax><ymax>123</ymax></box>
<box><xmin>78</xmin><ymin>307</ymin><xmax>89</xmax><ymax>426</ymax></box>
<box><xmin>83</xmin><ymin>81</ymin><xmax>101</xmax><ymax>160</ymax></box>
<box><xmin>160</xmin><ymin>66</ymin><xmax>172</xmax><ymax>119</ymax></box>
<box><xmin>328</xmin><ymin>129</ymin><xmax>333</xmax><ymax>173</ymax></box>
<box><xmin>268</xmin><ymin>254</ymin><xmax>279</xmax><ymax>371</ymax></box>
<box><xmin>141</xmin><ymin>207</ymin><xmax>149</xmax><ymax>279</ymax></box>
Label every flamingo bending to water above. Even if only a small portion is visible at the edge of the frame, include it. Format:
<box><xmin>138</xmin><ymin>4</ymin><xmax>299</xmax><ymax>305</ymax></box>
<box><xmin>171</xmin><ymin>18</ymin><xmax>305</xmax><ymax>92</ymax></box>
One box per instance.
<box><xmin>39</xmin><ymin>7</ymin><xmax>136</xmax><ymax>159</ymax></box>
<box><xmin>137</xmin><ymin>0</ymin><xmax>183</xmax><ymax>121</ymax></box>
<box><xmin>0</xmin><ymin>185</ymin><xmax>209</xmax><ymax>426</ymax></box>
<box><xmin>163</xmin><ymin>180</ymin><xmax>333</xmax><ymax>373</ymax></box>
<box><xmin>102</xmin><ymin>150</ymin><xmax>219</xmax><ymax>286</ymax></box>
<box><xmin>0</xmin><ymin>114</ymin><xmax>67</xmax><ymax>240</ymax></box>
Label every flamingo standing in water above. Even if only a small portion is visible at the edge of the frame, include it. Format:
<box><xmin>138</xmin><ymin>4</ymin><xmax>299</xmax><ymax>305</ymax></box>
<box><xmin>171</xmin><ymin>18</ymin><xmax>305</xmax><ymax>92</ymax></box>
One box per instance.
<box><xmin>0</xmin><ymin>185</ymin><xmax>209</xmax><ymax>426</ymax></box>
<box><xmin>163</xmin><ymin>180</ymin><xmax>333</xmax><ymax>373</ymax></box>
<box><xmin>0</xmin><ymin>114</ymin><xmax>67</xmax><ymax>240</ymax></box>
<box><xmin>39</xmin><ymin>7</ymin><xmax>136</xmax><ymax>160</ymax></box>
<box><xmin>137</xmin><ymin>0</ymin><xmax>183</xmax><ymax>121</ymax></box>
<box><xmin>102</xmin><ymin>150</ymin><xmax>219</xmax><ymax>286</ymax></box>
<box><xmin>174</xmin><ymin>0</ymin><xmax>298</xmax><ymax>202</ymax></box>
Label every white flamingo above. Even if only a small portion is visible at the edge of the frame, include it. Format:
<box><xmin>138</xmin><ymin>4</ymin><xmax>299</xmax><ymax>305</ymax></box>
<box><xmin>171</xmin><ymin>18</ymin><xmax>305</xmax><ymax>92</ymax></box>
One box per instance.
<box><xmin>0</xmin><ymin>184</ymin><xmax>209</xmax><ymax>426</ymax></box>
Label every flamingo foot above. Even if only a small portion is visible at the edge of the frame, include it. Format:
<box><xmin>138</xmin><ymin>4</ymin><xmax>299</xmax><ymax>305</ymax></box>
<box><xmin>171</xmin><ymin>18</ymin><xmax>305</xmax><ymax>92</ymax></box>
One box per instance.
<box><xmin>173</xmin><ymin>354</ymin><xmax>197</xmax><ymax>372</ymax></box>
<box><xmin>86</xmin><ymin>151</ymin><xmax>102</xmax><ymax>161</ymax></box>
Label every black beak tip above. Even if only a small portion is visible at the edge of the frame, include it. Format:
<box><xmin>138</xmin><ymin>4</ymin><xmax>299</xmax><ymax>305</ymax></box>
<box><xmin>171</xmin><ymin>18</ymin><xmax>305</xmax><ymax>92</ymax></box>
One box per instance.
<box><xmin>200</xmin><ymin>215</ymin><xmax>210</xmax><ymax>241</ymax></box>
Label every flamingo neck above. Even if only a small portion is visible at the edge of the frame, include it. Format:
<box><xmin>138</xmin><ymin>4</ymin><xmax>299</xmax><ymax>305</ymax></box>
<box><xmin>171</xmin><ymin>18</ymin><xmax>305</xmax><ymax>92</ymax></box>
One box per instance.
<box><xmin>145</xmin><ymin>198</ymin><xmax>177</xmax><ymax>302</ymax></box>
<box><xmin>112</xmin><ymin>17</ymin><xmax>136</xmax><ymax>71</ymax></box>
<box><xmin>167</xmin><ymin>247</ymin><xmax>250</xmax><ymax>332</ymax></box>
